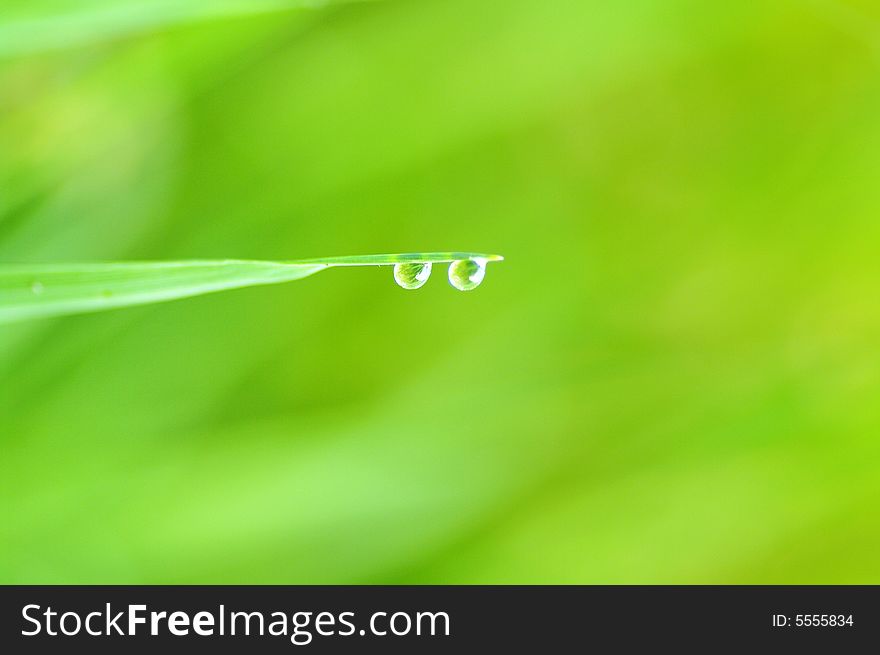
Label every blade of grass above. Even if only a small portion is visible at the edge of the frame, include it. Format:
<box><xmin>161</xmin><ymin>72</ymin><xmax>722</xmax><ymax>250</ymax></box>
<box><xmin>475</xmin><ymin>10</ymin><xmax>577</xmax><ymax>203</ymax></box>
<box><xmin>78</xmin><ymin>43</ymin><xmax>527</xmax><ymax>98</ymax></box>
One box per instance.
<box><xmin>0</xmin><ymin>252</ymin><xmax>503</xmax><ymax>324</ymax></box>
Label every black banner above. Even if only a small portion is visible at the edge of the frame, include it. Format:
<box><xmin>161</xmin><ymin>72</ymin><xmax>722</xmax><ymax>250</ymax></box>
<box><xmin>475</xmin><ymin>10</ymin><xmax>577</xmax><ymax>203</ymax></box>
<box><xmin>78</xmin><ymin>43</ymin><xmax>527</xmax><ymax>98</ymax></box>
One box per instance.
<box><xmin>1</xmin><ymin>586</ymin><xmax>877</xmax><ymax>652</ymax></box>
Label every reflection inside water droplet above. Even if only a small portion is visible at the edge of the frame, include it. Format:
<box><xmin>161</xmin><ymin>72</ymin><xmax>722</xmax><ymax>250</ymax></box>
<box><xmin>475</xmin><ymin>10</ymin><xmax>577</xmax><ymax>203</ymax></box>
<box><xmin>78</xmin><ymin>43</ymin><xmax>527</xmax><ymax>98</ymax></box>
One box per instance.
<box><xmin>31</xmin><ymin>281</ymin><xmax>44</xmax><ymax>294</ymax></box>
<box><xmin>393</xmin><ymin>262</ymin><xmax>432</xmax><ymax>289</ymax></box>
<box><xmin>448</xmin><ymin>258</ymin><xmax>486</xmax><ymax>291</ymax></box>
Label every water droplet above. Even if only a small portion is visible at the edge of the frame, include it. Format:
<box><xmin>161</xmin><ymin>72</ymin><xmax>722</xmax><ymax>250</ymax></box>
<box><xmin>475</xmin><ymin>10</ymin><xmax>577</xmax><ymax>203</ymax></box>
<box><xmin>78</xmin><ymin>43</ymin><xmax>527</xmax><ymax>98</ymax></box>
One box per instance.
<box><xmin>31</xmin><ymin>281</ymin><xmax>44</xmax><ymax>294</ymax></box>
<box><xmin>448</xmin><ymin>258</ymin><xmax>486</xmax><ymax>291</ymax></box>
<box><xmin>393</xmin><ymin>262</ymin><xmax>432</xmax><ymax>289</ymax></box>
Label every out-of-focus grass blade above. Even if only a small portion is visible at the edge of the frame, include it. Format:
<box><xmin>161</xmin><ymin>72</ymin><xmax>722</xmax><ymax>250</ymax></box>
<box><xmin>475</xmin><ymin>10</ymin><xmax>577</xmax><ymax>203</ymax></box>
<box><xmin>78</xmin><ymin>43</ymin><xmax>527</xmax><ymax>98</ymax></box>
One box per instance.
<box><xmin>0</xmin><ymin>253</ymin><xmax>503</xmax><ymax>323</ymax></box>
<box><xmin>0</xmin><ymin>0</ymin><xmax>367</xmax><ymax>58</ymax></box>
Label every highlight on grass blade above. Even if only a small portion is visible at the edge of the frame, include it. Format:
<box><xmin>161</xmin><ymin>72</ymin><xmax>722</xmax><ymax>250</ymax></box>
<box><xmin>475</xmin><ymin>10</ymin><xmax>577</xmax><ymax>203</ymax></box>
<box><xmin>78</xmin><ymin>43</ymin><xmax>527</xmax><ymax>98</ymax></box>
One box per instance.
<box><xmin>0</xmin><ymin>0</ymin><xmax>372</xmax><ymax>58</ymax></box>
<box><xmin>0</xmin><ymin>253</ymin><xmax>504</xmax><ymax>324</ymax></box>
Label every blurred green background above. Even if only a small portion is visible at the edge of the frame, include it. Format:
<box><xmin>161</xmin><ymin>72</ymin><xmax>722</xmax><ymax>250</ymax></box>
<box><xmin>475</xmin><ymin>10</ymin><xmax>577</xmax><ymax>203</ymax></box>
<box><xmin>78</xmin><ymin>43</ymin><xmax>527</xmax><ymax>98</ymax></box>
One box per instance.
<box><xmin>2</xmin><ymin>0</ymin><xmax>880</xmax><ymax>584</ymax></box>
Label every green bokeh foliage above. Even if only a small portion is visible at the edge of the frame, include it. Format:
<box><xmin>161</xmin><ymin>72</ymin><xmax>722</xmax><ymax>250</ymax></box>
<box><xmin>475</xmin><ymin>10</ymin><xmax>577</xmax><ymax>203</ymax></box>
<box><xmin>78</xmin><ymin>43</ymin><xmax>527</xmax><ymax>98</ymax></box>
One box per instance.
<box><xmin>1</xmin><ymin>0</ymin><xmax>879</xmax><ymax>583</ymax></box>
